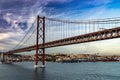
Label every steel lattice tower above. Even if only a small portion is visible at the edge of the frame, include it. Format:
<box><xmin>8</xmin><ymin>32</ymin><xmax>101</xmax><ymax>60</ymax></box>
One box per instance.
<box><xmin>35</xmin><ymin>16</ymin><xmax>45</xmax><ymax>68</ymax></box>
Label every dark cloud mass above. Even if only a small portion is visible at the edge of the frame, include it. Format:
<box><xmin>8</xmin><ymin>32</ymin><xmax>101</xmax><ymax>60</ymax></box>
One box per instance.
<box><xmin>0</xmin><ymin>0</ymin><xmax>36</xmax><ymax>9</ymax></box>
<box><xmin>0</xmin><ymin>18</ymin><xmax>10</xmax><ymax>28</ymax></box>
<box><xmin>18</xmin><ymin>22</ymin><xmax>28</xmax><ymax>30</ymax></box>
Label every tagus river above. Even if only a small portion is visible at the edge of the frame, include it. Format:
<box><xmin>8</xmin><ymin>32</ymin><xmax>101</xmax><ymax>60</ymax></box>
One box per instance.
<box><xmin>0</xmin><ymin>62</ymin><xmax>120</xmax><ymax>80</ymax></box>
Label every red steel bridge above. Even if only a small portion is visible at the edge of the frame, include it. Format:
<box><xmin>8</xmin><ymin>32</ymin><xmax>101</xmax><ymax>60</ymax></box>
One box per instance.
<box><xmin>2</xmin><ymin>16</ymin><xmax>120</xmax><ymax>67</ymax></box>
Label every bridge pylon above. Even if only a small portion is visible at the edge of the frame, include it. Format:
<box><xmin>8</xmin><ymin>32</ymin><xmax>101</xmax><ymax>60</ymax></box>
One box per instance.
<box><xmin>34</xmin><ymin>16</ymin><xmax>45</xmax><ymax>68</ymax></box>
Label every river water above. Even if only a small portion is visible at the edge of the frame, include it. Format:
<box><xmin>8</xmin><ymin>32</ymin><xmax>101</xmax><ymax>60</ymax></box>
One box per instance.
<box><xmin>0</xmin><ymin>62</ymin><xmax>120</xmax><ymax>80</ymax></box>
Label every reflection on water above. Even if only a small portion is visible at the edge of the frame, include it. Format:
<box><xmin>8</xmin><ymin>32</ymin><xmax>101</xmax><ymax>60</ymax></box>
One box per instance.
<box><xmin>34</xmin><ymin>68</ymin><xmax>45</xmax><ymax>80</ymax></box>
<box><xmin>0</xmin><ymin>62</ymin><xmax>120</xmax><ymax>80</ymax></box>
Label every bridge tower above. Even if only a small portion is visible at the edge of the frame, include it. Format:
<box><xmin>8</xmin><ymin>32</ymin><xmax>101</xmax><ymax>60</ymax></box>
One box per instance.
<box><xmin>34</xmin><ymin>16</ymin><xmax>45</xmax><ymax>68</ymax></box>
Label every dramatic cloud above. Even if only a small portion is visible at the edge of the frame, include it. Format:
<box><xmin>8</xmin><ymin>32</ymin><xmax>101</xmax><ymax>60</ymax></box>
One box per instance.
<box><xmin>0</xmin><ymin>0</ymin><xmax>120</xmax><ymax>55</ymax></box>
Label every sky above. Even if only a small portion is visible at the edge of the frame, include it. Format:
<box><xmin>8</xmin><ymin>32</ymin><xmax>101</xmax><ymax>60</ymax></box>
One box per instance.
<box><xmin>0</xmin><ymin>0</ymin><xmax>120</xmax><ymax>55</ymax></box>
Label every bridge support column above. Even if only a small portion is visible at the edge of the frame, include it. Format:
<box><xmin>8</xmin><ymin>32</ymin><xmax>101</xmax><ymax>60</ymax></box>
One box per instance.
<box><xmin>0</xmin><ymin>53</ymin><xmax>5</xmax><ymax>63</ymax></box>
<box><xmin>35</xmin><ymin>16</ymin><xmax>45</xmax><ymax>68</ymax></box>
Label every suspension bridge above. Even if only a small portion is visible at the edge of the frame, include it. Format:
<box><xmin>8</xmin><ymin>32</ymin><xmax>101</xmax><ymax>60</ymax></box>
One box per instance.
<box><xmin>1</xmin><ymin>15</ymin><xmax>120</xmax><ymax>68</ymax></box>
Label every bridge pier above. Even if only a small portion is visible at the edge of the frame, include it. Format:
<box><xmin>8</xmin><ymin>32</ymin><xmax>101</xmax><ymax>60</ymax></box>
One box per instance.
<box><xmin>34</xmin><ymin>16</ymin><xmax>45</xmax><ymax>68</ymax></box>
<box><xmin>0</xmin><ymin>52</ymin><xmax>5</xmax><ymax>63</ymax></box>
<box><xmin>0</xmin><ymin>53</ymin><xmax>12</xmax><ymax>64</ymax></box>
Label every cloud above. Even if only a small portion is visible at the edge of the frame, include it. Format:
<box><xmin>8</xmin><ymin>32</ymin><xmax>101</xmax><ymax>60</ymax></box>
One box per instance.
<box><xmin>0</xmin><ymin>0</ymin><xmax>43</xmax><ymax>32</ymax></box>
<box><xmin>0</xmin><ymin>32</ymin><xmax>19</xmax><ymax>50</ymax></box>
<box><xmin>0</xmin><ymin>0</ymin><xmax>42</xmax><ymax>51</ymax></box>
<box><xmin>3</xmin><ymin>13</ymin><xmax>12</xmax><ymax>24</ymax></box>
<box><xmin>0</xmin><ymin>33</ymin><xmax>11</xmax><ymax>40</ymax></box>
<box><xmin>2</xmin><ymin>12</ymin><xmax>31</xmax><ymax>34</ymax></box>
<box><xmin>0</xmin><ymin>44</ymin><xmax>5</xmax><ymax>50</ymax></box>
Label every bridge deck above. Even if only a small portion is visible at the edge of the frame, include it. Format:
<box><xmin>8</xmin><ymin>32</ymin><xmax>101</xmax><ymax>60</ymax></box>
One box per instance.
<box><xmin>6</xmin><ymin>27</ymin><xmax>120</xmax><ymax>54</ymax></box>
